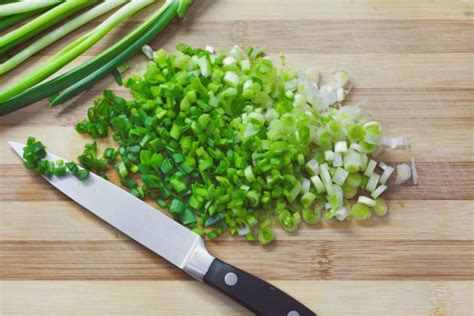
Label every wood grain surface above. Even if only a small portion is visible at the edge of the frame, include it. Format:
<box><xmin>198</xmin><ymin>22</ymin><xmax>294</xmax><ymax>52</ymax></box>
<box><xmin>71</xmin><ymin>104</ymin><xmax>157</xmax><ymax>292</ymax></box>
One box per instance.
<box><xmin>1</xmin><ymin>1</ymin><xmax>473</xmax><ymax>315</ymax></box>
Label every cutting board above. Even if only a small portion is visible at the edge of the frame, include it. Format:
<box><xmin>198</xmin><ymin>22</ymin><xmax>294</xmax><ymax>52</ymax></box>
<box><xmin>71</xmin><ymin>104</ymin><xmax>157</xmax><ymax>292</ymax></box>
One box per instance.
<box><xmin>1</xmin><ymin>1</ymin><xmax>473</xmax><ymax>315</ymax></box>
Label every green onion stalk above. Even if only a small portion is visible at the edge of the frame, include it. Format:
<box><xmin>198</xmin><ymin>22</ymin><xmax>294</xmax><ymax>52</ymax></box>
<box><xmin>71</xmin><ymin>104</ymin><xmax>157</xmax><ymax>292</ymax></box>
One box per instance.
<box><xmin>0</xmin><ymin>0</ymin><xmax>154</xmax><ymax>103</ymax></box>
<box><xmin>50</xmin><ymin>0</ymin><xmax>192</xmax><ymax>105</ymax></box>
<box><xmin>0</xmin><ymin>0</ymin><xmax>193</xmax><ymax>116</ymax></box>
<box><xmin>0</xmin><ymin>0</ymin><xmax>62</xmax><ymax>18</ymax></box>
<box><xmin>0</xmin><ymin>0</ymin><xmax>126</xmax><ymax>75</ymax></box>
<box><xmin>0</xmin><ymin>0</ymin><xmax>95</xmax><ymax>55</ymax></box>
<box><xmin>0</xmin><ymin>8</ymin><xmax>50</xmax><ymax>32</ymax></box>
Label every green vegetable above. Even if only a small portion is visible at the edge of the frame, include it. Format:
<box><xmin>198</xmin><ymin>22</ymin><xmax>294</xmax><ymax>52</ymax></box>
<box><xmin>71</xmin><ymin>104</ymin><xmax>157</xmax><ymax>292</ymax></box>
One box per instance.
<box><xmin>278</xmin><ymin>211</ymin><xmax>300</xmax><ymax>232</ymax></box>
<box><xmin>70</xmin><ymin>44</ymin><xmax>396</xmax><ymax>243</ymax></box>
<box><xmin>374</xmin><ymin>198</ymin><xmax>388</xmax><ymax>217</ymax></box>
<box><xmin>0</xmin><ymin>0</ymin><xmax>152</xmax><ymax>102</ymax></box>
<box><xmin>258</xmin><ymin>227</ymin><xmax>274</xmax><ymax>245</ymax></box>
<box><xmin>0</xmin><ymin>8</ymin><xmax>49</xmax><ymax>32</ymax></box>
<box><xmin>0</xmin><ymin>0</ymin><xmax>61</xmax><ymax>18</ymax></box>
<box><xmin>302</xmin><ymin>206</ymin><xmax>321</xmax><ymax>224</ymax></box>
<box><xmin>22</xmin><ymin>137</ymin><xmax>89</xmax><ymax>181</ymax></box>
<box><xmin>0</xmin><ymin>1</ymin><xmax>95</xmax><ymax>55</ymax></box>
<box><xmin>66</xmin><ymin>161</ymin><xmax>90</xmax><ymax>181</ymax></box>
<box><xmin>395</xmin><ymin>163</ymin><xmax>411</xmax><ymax>184</ymax></box>
<box><xmin>17</xmin><ymin>41</ymin><xmax>400</xmax><ymax>243</ymax></box>
<box><xmin>77</xmin><ymin>142</ymin><xmax>107</xmax><ymax>177</ymax></box>
<box><xmin>0</xmin><ymin>1</ymin><xmax>125</xmax><ymax>74</ymax></box>
<box><xmin>49</xmin><ymin>0</ymin><xmax>189</xmax><ymax>106</ymax></box>
<box><xmin>352</xmin><ymin>203</ymin><xmax>371</xmax><ymax>220</ymax></box>
<box><xmin>357</xmin><ymin>196</ymin><xmax>376</xmax><ymax>207</ymax></box>
<box><xmin>0</xmin><ymin>0</ymin><xmax>192</xmax><ymax>115</ymax></box>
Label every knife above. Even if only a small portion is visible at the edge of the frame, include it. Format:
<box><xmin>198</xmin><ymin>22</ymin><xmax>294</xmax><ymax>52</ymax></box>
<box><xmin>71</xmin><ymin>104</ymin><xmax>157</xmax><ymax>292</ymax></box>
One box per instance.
<box><xmin>9</xmin><ymin>142</ymin><xmax>316</xmax><ymax>316</ymax></box>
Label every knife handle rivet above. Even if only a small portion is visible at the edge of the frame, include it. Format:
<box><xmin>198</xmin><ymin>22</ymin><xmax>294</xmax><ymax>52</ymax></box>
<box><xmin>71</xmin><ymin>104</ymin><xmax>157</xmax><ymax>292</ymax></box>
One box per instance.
<box><xmin>287</xmin><ymin>311</ymin><xmax>300</xmax><ymax>316</ymax></box>
<box><xmin>224</xmin><ymin>272</ymin><xmax>238</xmax><ymax>286</ymax></box>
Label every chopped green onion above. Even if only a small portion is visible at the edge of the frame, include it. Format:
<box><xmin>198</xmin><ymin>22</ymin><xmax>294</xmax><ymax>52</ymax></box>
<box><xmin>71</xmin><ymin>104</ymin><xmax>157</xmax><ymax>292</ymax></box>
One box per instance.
<box><xmin>346</xmin><ymin>173</ymin><xmax>362</xmax><ymax>187</ymax></box>
<box><xmin>332</xmin><ymin>152</ymin><xmax>342</xmax><ymax>167</ymax></box>
<box><xmin>302</xmin><ymin>206</ymin><xmax>321</xmax><ymax>224</ymax></box>
<box><xmin>363</xmin><ymin>122</ymin><xmax>382</xmax><ymax>145</ymax></box>
<box><xmin>371</xmin><ymin>184</ymin><xmax>387</xmax><ymax>199</ymax></box>
<box><xmin>335</xmin><ymin>207</ymin><xmax>349</xmax><ymax>221</ymax></box>
<box><xmin>334</xmin><ymin>141</ymin><xmax>347</xmax><ymax>153</ymax></box>
<box><xmin>324</xmin><ymin>150</ymin><xmax>334</xmax><ymax>162</ymax></box>
<box><xmin>365</xmin><ymin>173</ymin><xmax>381</xmax><ymax>192</ymax></box>
<box><xmin>62</xmin><ymin>43</ymin><xmax>401</xmax><ymax>244</ymax></box>
<box><xmin>333</xmin><ymin>167</ymin><xmax>349</xmax><ymax>186</ymax></box>
<box><xmin>320</xmin><ymin>163</ymin><xmax>332</xmax><ymax>185</ymax></box>
<box><xmin>357</xmin><ymin>196</ymin><xmax>376</xmax><ymax>207</ymax></box>
<box><xmin>310</xmin><ymin>175</ymin><xmax>326</xmax><ymax>194</ymax></box>
<box><xmin>363</xmin><ymin>159</ymin><xmax>377</xmax><ymax>177</ymax></box>
<box><xmin>22</xmin><ymin>137</ymin><xmax>89</xmax><ymax>181</ymax></box>
<box><xmin>258</xmin><ymin>227</ymin><xmax>274</xmax><ymax>244</ymax></box>
<box><xmin>301</xmin><ymin>192</ymin><xmax>316</xmax><ymax>208</ymax></box>
<box><xmin>395</xmin><ymin>163</ymin><xmax>411</xmax><ymax>185</ymax></box>
<box><xmin>352</xmin><ymin>203</ymin><xmax>371</xmax><ymax>220</ymax></box>
<box><xmin>374</xmin><ymin>198</ymin><xmax>388</xmax><ymax>217</ymax></box>
<box><xmin>342</xmin><ymin>182</ymin><xmax>357</xmax><ymax>199</ymax></box>
<box><xmin>344</xmin><ymin>149</ymin><xmax>362</xmax><ymax>172</ymax></box>
<box><xmin>379</xmin><ymin>165</ymin><xmax>394</xmax><ymax>184</ymax></box>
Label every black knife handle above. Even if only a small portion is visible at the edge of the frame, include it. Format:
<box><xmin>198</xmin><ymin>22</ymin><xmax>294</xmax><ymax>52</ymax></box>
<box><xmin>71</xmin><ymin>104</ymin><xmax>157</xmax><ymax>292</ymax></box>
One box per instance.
<box><xmin>203</xmin><ymin>258</ymin><xmax>316</xmax><ymax>316</ymax></box>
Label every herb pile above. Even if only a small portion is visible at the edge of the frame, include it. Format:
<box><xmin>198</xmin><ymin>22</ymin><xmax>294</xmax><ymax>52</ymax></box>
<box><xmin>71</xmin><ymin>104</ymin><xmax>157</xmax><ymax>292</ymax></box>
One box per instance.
<box><xmin>22</xmin><ymin>136</ymin><xmax>89</xmax><ymax>180</ymax></box>
<box><xmin>24</xmin><ymin>44</ymin><xmax>414</xmax><ymax>244</ymax></box>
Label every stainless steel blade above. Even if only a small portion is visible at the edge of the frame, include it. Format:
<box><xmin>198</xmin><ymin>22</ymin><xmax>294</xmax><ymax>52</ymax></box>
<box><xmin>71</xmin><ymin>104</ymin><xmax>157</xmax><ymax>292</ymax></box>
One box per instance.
<box><xmin>9</xmin><ymin>142</ymin><xmax>214</xmax><ymax>279</ymax></box>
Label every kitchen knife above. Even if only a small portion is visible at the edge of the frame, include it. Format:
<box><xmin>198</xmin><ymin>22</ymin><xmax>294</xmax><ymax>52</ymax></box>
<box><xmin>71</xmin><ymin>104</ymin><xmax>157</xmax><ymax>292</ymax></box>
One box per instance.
<box><xmin>10</xmin><ymin>142</ymin><xmax>316</xmax><ymax>316</ymax></box>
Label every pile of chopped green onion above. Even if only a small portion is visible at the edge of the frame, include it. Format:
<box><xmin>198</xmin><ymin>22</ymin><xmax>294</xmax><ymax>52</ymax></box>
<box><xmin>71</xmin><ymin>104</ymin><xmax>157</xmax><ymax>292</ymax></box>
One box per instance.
<box><xmin>0</xmin><ymin>0</ymin><xmax>193</xmax><ymax>115</ymax></box>
<box><xmin>68</xmin><ymin>44</ymin><xmax>401</xmax><ymax>244</ymax></box>
<box><xmin>22</xmin><ymin>137</ymin><xmax>89</xmax><ymax>180</ymax></box>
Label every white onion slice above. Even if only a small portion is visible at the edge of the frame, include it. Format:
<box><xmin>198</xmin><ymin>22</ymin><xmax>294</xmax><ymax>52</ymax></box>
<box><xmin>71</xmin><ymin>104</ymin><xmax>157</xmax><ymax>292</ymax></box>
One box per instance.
<box><xmin>141</xmin><ymin>45</ymin><xmax>154</xmax><ymax>60</ymax></box>
<box><xmin>336</xmin><ymin>207</ymin><xmax>349</xmax><ymax>221</ymax></box>
<box><xmin>319</xmin><ymin>84</ymin><xmax>338</xmax><ymax>108</ymax></box>
<box><xmin>205</xmin><ymin>45</ymin><xmax>215</xmax><ymax>53</ymax></box>
<box><xmin>305</xmin><ymin>68</ymin><xmax>319</xmax><ymax>83</ymax></box>
<box><xmin>237</xmin><ymin>226</ymin><xmax>250</xmax><ymax>236</ymax></box>
<box><xmin>382</xmin><ymin>136</ymin><xmax>410</xmax><ymax>149</ymax></box>
<box><xmin>371</xmin><ymin>185</ymin><xmax>387</xmax><ymax>199</ymax></box>
<box><xmin>333</xmin><ymin>152</ymin><xmax>343</xmax><ymax>167</ymax></box>
<box><xmin>395</xmin><ymin>163</ymin><xmax>411</xmax><ymax>185</ymax></box>
<box><xmin>379</xmin><ymin>166</ymin><xmax>394</xmax><ymax>184</ymax></box>
<box><xmin>379</xmin><ymin>161</ymin><xmax>388</xmax><ymax>170</ymax></box>
<box><xmin>357</xmin><ymin>196</ymin><xmax>376</xmax><ymax>207</ymax></box>
<box><xmin>411</xmin><ymin>157</ymin><xmax>419</xmax><ymax>185</ymax></box>
<box><xmin>302</xmin><ymin>178</ymin><xmax>311</xmax><ymax>193</ymax></box>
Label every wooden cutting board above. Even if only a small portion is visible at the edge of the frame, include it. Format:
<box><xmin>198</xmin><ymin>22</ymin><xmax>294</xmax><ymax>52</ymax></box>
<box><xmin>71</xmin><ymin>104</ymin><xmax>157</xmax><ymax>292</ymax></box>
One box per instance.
<box><xmin>1</xmin><ymin>1</ymin><xmax>473</xmax><ymax>315</ymax></box>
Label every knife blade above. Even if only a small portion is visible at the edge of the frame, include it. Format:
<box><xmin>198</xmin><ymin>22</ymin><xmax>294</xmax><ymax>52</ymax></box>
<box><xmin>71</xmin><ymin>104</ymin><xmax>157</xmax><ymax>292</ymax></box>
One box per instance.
<box><xmin>10</xmin><ymin>141</ymin><xmax>316</xmax><ymax>316</ymax></box>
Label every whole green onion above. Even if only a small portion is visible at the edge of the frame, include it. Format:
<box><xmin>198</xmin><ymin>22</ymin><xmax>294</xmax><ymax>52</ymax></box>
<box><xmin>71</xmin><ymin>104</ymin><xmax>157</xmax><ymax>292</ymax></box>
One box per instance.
<box><xmin>0</xmin><ymin>0</ymin><xmax>153</xmax><ymax>102</ymax></box>
<box><xmin>0</xmin><ymin>0</ymin><xmax>126</xmax><ymax>75</ymax></box>
<box><xmin>0</xmin><ymin>0</ymin><xmax>94</xmax><ymax>54</ymax></box>
<box><xmin>0</xmin><ymin>8</ymin><xmax>49</xmax><ymax>33</ymax></box>
<box><xmin>50</xmin><ymin>0</ymin><xmax>181</xmax><ymax>106</ymax></box>
<box><xmin>0</xmin><ymin>0</ymin><xmax>62</xmax><ymax>18</ymax></box>
<box><xmin>0</xmin><ymin>0</ymin><xmax>191</xmax><ymax>115</ymax></box>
